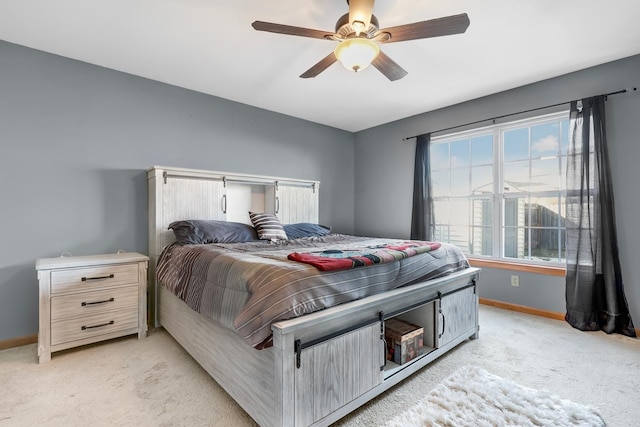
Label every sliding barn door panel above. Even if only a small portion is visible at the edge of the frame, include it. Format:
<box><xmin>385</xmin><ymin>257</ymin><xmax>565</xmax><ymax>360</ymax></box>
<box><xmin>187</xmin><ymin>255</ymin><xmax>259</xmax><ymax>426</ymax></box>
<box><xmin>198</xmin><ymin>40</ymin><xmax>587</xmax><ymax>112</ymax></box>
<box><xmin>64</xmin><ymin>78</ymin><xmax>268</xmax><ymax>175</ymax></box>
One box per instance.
<box><xmin>276</xmin><ymin>185</ymin><xmax>319</xmax><ymax>224</ymax></box>
<box><xmin>437</xmin><ymin>286</ymin><xmax>477</xmax><ymax>348</ymax></box>
<box><xmin>294</xmin><ymin>324</ymin><xmax>382</xmax><ymax>426</ymax></box>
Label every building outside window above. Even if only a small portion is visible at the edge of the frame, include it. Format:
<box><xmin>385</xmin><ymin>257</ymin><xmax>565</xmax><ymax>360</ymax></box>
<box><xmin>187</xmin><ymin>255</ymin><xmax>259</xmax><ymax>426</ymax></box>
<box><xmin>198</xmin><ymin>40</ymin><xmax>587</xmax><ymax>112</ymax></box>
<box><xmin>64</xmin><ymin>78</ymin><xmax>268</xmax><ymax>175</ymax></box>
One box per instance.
<box><xmin>430</xmin><ymin>112</ymin><xmax>569</xmax><ymax>265</ymax></box>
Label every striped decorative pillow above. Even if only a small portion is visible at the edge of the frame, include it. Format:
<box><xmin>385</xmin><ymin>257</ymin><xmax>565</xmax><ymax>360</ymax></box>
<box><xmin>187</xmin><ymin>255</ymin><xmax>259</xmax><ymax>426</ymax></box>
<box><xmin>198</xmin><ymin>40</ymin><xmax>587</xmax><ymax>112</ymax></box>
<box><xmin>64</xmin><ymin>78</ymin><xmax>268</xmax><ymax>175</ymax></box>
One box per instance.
<box><xmin>249</xmin><ymin>211</ymin><xmax>288</xmax><ymax>240</ymax></box>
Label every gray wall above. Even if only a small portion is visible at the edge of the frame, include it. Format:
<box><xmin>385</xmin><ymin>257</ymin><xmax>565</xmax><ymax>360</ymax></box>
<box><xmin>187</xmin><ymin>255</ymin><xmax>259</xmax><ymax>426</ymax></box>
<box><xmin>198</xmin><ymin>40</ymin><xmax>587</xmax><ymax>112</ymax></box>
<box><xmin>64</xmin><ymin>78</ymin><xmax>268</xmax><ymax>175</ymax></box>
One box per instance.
<box><xmin>0</xmin><ymin>41</ymin><xmax>355</xmax><ymax>341</ymax></box>
<box><xmin>354</xmin><ymin>55</ymin><xmax>640</xmax><ymax>324</ymax></box>
<box><xmin>2</xmin><ymin>37</ymin><xmax>638</xmax><ymax>342</ymax></box>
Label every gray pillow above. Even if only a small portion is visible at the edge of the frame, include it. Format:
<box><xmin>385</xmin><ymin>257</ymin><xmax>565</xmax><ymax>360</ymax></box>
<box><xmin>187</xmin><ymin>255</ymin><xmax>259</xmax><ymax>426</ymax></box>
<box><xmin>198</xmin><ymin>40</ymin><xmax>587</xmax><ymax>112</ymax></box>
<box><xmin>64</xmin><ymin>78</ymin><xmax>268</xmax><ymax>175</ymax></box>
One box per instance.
<box><xmin>168</xmin><ymin>220</ymin><xmax>258</xmax><ymax>244</ymax></box>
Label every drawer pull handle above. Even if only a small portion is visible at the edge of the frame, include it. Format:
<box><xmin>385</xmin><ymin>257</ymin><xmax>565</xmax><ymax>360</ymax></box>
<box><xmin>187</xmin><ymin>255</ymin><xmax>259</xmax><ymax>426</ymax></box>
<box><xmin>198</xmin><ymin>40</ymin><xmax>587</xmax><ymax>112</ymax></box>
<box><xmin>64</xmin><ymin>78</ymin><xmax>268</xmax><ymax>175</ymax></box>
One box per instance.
<box><xmin>81</xmin><ymin>297</ymin><xmax>115</xmax><ymax>307</ymax></box>
<box><xmin>82</xmin><ymin>274</ymin><xmax>114</xmax><ymax>281</ymax></box>
<box><xmin>81</xmin><ymin>320</ymin><xmax>114</xmax><ymax>330</ymax></box>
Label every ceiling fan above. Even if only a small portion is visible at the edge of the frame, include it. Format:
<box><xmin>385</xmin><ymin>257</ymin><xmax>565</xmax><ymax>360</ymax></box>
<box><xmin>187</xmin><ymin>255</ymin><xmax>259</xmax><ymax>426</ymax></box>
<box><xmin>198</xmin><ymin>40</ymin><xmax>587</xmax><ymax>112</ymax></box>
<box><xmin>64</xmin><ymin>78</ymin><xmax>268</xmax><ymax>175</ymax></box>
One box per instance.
<box><xmin>252</xmin><ymin>0</ymin><xmax>470</xmax><ymax>81</ymax></box>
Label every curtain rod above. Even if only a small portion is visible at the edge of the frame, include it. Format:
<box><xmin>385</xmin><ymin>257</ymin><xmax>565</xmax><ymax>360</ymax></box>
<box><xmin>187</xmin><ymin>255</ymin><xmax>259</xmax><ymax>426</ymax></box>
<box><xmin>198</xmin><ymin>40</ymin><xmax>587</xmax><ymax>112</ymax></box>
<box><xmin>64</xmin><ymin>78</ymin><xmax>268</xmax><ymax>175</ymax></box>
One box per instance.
<box><xmin>402</xmin><ymin>87</ymin><xmax>637</xmax><ymax>141</ymax></box>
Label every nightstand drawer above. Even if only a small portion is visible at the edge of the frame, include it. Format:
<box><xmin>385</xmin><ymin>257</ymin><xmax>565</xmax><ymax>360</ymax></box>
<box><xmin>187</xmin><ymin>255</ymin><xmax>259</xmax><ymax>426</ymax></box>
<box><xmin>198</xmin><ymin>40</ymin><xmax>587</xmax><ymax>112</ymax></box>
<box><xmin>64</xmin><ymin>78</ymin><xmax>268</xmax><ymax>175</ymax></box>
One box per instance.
<box><xmin>51</xmin><ymin>286</ymin><xmax>139</xmax><ymax>321</ymax></box>
<box><xmin>51</xmin><ymin>308</ymin><xmax>139</xmax><ymax>346</ymax></box>
<box><xmin>51</xmin><ymin>264</ymin><xmax>138</xmax><ymax>294</ymax></box>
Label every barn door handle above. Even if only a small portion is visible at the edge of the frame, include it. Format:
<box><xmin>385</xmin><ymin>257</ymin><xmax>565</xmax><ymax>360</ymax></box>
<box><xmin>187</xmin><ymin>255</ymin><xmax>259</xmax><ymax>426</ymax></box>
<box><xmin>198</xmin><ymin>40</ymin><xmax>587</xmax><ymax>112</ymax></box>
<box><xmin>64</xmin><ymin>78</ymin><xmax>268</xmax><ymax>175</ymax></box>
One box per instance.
<box><xmin>380</xmin><ymin>335</ymin><xmax>387</xmax><ymax>371</ymax></box>
<box><xmin>379</xmin><ymin>311</ymin><xmax>386</xmax><ymax>371</ymax></box>
<box><xmin>295</xmin><ymin>339</ymin><xmax>302</xmax><ymax>369</ymax></box>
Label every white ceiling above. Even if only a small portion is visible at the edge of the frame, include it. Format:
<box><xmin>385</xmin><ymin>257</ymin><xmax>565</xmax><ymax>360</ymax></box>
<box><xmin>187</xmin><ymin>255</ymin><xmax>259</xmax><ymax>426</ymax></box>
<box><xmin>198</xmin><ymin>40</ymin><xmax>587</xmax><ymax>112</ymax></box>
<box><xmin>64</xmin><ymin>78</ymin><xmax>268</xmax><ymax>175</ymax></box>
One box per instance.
<box><xmin>2</xmin><ymin>0</ymin><xmax>640</xmax><ymax>132</ymax></box>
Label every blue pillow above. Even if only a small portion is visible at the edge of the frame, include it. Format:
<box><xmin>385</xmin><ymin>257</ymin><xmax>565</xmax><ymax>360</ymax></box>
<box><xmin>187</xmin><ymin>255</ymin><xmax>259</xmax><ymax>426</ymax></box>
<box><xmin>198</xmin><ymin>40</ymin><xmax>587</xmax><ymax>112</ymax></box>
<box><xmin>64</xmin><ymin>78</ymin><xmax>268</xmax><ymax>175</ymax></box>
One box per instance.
<box><xmin>283</xmin><ymin>223</ymin><xmax>331</xmax><ymax>239</ymax></box>
<box><xmin>168</xmin><ymin>220</ymin><xmax>258</xmax><ymax>244</ymax></box>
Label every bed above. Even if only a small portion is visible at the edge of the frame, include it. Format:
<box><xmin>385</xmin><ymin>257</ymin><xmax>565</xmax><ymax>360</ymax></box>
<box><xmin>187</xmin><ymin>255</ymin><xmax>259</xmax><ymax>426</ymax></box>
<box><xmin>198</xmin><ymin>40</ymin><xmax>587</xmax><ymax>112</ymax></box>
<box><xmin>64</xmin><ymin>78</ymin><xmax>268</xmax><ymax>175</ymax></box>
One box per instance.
<box><xmin>148</xmin><ymin>166</ymin><xmax>480</xmax><ymax>427</ymax></box>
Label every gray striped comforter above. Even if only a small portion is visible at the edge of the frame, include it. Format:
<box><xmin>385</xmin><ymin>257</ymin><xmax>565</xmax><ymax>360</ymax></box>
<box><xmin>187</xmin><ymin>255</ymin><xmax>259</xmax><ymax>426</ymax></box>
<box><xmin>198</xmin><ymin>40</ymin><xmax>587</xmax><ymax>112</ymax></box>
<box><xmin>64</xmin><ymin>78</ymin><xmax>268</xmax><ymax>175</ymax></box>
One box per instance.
<box><xmin>156</xmin><ymin>234</ymin><xmax>469</xmax><ymax>349</ymax></box>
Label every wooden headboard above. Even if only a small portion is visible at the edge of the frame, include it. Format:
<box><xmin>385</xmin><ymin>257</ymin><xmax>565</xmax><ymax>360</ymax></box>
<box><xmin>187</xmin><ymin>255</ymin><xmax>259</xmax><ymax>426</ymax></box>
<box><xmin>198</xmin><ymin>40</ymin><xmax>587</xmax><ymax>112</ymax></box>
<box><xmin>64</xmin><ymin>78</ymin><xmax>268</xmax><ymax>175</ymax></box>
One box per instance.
<box><xmin>147</xmin><ymin>165</ymin><xmax>320</xmax><ymax>326</ymax></box>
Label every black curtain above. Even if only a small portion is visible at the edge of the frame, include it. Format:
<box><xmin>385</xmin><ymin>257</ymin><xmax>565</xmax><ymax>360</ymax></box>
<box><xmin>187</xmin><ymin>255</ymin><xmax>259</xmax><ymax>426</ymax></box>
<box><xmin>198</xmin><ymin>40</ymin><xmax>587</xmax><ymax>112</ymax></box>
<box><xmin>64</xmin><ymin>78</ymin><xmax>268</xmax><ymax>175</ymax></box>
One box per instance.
<box><xmin>565</xmin><ymin>96</ymin><xmax>636</xmax><ymax>337</ymax></box>
<box><xmin>410</xmin><ymin>133</ymin><xmax>435</xmax><ymax>241</ymax></box>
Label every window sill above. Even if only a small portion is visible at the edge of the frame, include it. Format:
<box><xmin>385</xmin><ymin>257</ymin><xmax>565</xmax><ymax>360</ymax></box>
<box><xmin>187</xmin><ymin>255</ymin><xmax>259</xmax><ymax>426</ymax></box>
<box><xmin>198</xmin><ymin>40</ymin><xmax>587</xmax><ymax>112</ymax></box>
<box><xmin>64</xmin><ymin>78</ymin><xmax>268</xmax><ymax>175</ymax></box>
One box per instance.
<box><xmin>467</xmin><ymin>258</ymin><xmax>566</xmax><ymax>277</ymax></box>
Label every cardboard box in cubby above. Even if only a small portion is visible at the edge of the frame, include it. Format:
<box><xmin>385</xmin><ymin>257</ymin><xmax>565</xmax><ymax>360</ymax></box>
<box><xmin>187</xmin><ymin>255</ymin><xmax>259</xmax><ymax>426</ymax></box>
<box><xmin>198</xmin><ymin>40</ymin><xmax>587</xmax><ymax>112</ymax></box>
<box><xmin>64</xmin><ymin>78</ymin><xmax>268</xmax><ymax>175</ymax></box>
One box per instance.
<box><xmin>385</xmin><ymin>318</ymin><xmax>424</xmax><ymax>365</ymax></box>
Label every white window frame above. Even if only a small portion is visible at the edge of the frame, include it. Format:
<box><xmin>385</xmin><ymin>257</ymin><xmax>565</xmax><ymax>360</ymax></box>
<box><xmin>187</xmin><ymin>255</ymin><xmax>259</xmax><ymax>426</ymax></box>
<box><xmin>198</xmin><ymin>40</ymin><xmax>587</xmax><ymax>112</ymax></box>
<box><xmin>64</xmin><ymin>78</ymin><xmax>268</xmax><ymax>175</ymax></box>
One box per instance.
<box><xmin>430</xmin><ymin>111</ymin><xmax>569</xmax><ymax>267</ymax></box>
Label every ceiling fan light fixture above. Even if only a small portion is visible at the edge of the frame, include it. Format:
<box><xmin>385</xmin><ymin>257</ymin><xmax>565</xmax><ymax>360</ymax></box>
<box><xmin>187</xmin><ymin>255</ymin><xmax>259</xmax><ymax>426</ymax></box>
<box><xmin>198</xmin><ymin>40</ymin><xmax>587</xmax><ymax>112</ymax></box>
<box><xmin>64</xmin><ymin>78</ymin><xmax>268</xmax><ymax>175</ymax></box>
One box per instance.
<box><xmin>352</xmin><ymin>20</ymin><xmax>366</xmax><ymax>36</ymax></box>
<box><xmin>334</xmin><ymin>38</ymin><xmax>380</xmax><ymax>72</ymax></box>
<box><xmin>348</xmin><ymin>0</ymin><xmax>374</xmax><ymax>33</ymax></box>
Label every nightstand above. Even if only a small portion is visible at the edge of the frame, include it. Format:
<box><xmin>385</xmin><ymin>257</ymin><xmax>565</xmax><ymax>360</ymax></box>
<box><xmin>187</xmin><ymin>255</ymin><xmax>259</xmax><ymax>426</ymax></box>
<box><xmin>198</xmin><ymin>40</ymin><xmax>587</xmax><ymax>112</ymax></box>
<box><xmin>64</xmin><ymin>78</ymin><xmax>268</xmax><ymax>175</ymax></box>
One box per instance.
<box><xmin>36</xmin><ymin>252</ymin><xmax>149</xmax><ymax>363</ymax></box>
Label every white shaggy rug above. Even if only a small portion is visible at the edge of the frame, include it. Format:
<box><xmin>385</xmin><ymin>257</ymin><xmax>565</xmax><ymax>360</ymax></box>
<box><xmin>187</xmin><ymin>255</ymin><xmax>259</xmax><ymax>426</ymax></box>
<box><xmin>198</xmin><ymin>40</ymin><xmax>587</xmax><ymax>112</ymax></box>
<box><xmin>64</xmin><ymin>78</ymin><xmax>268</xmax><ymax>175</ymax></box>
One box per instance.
<box><xmin>384</xmin><ymin>365</ymin><xmax>605</xmax><ymax>427</ymax></box>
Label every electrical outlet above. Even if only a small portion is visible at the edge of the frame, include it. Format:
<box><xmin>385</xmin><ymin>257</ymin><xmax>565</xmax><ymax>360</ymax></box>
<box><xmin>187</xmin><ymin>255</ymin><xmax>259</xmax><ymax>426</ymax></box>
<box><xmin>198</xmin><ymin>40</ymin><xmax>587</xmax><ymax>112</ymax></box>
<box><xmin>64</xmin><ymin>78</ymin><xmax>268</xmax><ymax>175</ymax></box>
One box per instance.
<box><xmin>511</xmin><ymin>275</ymin><xmax>520</xmax><ymax>287</ymax></box>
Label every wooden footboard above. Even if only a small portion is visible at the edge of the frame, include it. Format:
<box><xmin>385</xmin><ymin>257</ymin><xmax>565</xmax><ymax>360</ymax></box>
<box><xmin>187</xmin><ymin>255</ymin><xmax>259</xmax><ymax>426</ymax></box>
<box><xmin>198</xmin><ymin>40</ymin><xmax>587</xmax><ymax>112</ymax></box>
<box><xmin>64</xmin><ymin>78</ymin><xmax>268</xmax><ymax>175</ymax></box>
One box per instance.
<box><xmin>159</xmin><ymin>267</ymin><xmax>480</xmax><ymax>427</ymax></box>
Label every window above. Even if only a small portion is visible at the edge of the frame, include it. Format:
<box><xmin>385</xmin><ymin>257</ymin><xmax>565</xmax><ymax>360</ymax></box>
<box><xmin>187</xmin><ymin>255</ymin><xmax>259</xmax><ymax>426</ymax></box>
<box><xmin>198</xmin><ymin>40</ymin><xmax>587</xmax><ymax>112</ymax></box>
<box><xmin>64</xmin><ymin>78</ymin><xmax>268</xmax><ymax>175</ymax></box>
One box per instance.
<box><xmin>430</xmin><ymin>112</ymin><xmax>569</xmax><ymax>265</ymax></box>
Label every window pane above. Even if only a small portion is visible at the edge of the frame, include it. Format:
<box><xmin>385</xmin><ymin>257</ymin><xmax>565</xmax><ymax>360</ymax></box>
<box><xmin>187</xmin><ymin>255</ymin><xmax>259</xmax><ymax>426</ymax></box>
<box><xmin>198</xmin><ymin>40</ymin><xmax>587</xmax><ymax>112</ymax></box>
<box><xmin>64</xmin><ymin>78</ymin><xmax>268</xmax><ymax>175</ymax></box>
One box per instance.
<box><xmin>450</xmin><ymin>167</ymin><xmax>470</xmax><ymax>195</ymax></box>
<box><xmin>433</xmin><ymin>200</ymin><xmax>449</xmax><ymax>225</ymax></box>
<box><xmin>560</xmin><ymin>156</ymin><xmax>567</xmax><ymax>191</ymax></box>
<box><xmin>471</xmin><ymin>165</ymin><xmax>492</xmax><ymax>194</ymax></box>
<box><xmin>560</xmin><ymin>120</ymin><xmax>570</xmax><ymax>155</ymax></box>
<box><xmin>528</xmin><ymin>196</ymin><xmax>561</xmax><ymax>227</ymax></box>
<box><xmin>504</xmin><ymin>227</ymin><xmax>527</xmax><ymax>259</ymax></box>
<box><xmin>431</xmin><ymin>170</ymin><xmax>450</xmax><ymax>197</ymax></box>
<box><xmin>503</xmin><ymin>161</ymin><xmax>529</xmax><ymax>192</ymax></box>
<box><xmin>471</xmin><ymin>135</ymin><xmax>493</xmax><ymax>165</ymax></box>
<box><xmin>449</xmin><ymin>225</ymin><xmax>470</xmax><ymax>252</ymax></box>
<box><xmin>431</xmin><ymin>143</ymin><xmax>450</xmax><ymax>170</ymax></box>
<box><xmin>434</xmin><ymin>225</ymin><xmax>450</xmax><ymax>242</ymax></box>
<box><xmin>450</xmin><ymin>139</ymin><xmax>470</xmax><ymax>167</ymax></box>
<box><xmin>449</xmin><ymin>199</ymin><xmax>469</xmax><ymax>226</ymax></box>
<box><xmin>470</xmin><ymin>226</ymin><xmax>492</xmax><ymax>255</ymax></box>
<box><xmin>504</xmin><ymin>128</ymin><xmax>529</xmax><ymax>162</ymax></box>
<box><xmin>530</xmin><ymin>157</ymin><xmax>560</xmax><ymax>191</ymax></box>
<box><xmin>447</xmin><ymin>200</ymin><xmax>470</xmax><ymax>251</ymax></box>
<box><xmin>531</xmin><ymin>123</ymin><xmax>560</xmax><ymax>158</ymax></box>
<box><xmin>530</xmin><ymin>228</ymin><xmax>560</xmax><ymax>261</ymax></box>
<box><xmin>504</xmin><ymin>197</ymin><xmax>526</xmax><ymax>227</ymax></box>
<box><xmin>472</xmin><ymin>199</ymin><xmax>492</xmax><ymax>226</ymax></box>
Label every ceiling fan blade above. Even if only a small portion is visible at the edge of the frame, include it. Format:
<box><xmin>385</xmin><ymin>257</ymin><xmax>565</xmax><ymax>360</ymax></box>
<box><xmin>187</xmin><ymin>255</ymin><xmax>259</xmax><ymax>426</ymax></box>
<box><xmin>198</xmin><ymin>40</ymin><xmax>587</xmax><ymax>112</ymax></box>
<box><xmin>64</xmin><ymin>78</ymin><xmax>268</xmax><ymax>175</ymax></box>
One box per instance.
<box><xmin>377</xmin><ymin>13</ymin><xmax>470</xmax><ymax>43</ymax></box>
<box><xmin>252</xmin><ymin>21</ymin><xmax>333</xmax><ymax>40</ymax></box>
<box><xmin>372</xmin><ymin>51</ymin><xmax>408</xmax><ymax>81</ymax></box>
<box><xmin>300</xmin><ymin>52</ymin><xmax>338</xmax><ymax>78</ymax></box>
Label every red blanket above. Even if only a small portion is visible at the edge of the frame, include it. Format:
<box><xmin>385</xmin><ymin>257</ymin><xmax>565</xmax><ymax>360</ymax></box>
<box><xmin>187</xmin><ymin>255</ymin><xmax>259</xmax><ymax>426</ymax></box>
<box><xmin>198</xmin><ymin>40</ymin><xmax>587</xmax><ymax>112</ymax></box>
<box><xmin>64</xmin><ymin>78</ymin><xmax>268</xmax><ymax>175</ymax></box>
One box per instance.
<box><xmin>287</xmin><ymin>241</ymin><xmax>441</xmax><ymax>272</ymax></box>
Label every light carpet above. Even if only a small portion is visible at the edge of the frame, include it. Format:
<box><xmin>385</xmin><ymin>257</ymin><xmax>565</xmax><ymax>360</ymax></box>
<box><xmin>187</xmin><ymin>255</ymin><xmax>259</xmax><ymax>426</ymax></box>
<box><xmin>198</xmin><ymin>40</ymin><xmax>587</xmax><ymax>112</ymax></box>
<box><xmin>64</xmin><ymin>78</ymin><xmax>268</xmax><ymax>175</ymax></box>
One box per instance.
<box><xmin>384</xmin><ymin>365</ymin><xmax>604</xmax><ymax>427</ymax></box>
<box><xmin>2</xmin><ymin>306</ymin><xmax>639</xmax><ymax>426</ymax></box>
